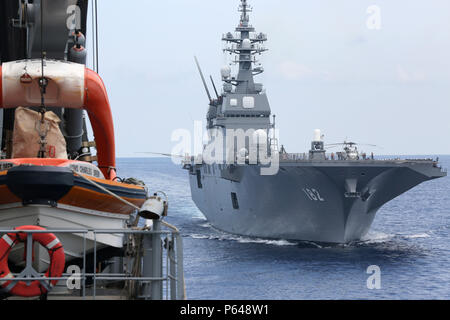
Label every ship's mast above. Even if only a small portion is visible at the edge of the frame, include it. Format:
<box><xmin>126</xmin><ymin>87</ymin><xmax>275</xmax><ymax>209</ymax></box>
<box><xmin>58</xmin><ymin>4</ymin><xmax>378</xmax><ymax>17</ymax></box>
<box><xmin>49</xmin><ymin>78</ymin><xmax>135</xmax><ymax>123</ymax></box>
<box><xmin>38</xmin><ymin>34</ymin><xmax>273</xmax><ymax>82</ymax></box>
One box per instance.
<box><xmin>222</xmin><ymin>0</ymin><xmax>267</xmax><ymax>94</ymax></box>
<box><xmin>240</xmin><ymin>0</ymin><xmax>250</xmax><ymax>26</ymax></box>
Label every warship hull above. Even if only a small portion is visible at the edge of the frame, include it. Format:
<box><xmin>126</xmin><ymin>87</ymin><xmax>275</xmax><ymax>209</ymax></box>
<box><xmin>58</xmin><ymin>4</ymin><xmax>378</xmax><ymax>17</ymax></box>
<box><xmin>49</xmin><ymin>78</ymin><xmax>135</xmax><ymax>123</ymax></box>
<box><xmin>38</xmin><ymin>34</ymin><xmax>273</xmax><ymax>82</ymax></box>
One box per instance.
<box><xmin>185</xmin><ymin>0</ymin><xmax>447</xmax><ymax>244</ymax></box>
<box><xmin>188</xmin><ymin>160</ymin><xmax>446</xmax><ymax>243</ymax></box>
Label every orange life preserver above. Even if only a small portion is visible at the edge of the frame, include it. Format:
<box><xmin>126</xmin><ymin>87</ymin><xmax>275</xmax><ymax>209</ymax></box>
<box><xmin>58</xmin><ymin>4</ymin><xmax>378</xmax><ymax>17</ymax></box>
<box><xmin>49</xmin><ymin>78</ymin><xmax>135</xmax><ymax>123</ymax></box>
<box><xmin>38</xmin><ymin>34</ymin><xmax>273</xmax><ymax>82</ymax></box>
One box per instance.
<box><xmin>0</xmin><ymin>226</ymin><xmax>65</xmax><ymax>297</ymax></box>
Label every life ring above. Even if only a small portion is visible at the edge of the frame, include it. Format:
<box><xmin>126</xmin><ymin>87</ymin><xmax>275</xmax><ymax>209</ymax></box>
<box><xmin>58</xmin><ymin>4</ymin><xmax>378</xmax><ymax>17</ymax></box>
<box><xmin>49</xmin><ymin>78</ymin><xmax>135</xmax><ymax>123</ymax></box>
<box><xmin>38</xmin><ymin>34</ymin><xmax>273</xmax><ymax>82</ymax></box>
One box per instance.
<box><xmin>0</xmin><ymin>225</ymin><xmax>65</xmax><ymax>297</ymax></box>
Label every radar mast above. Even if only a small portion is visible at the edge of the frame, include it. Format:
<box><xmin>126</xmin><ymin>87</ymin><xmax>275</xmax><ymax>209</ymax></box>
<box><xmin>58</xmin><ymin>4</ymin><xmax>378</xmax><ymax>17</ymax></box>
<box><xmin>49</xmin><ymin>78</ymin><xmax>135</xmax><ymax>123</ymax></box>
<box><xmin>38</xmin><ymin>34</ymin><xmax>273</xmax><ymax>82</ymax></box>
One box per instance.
<box><xmin>222</xmin><ymin>0</ymin><xmax>267</xmax><ymax>94</ymax></box>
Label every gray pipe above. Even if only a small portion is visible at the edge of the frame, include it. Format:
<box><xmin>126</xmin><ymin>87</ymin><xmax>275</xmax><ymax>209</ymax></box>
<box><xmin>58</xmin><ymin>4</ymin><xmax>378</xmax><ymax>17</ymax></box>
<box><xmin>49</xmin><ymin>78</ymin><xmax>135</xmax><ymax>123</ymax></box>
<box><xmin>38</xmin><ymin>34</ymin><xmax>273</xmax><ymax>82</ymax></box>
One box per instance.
<box><xmin>65</xmin><ymin>32</ymin><xmax>86</xmax><ymax>157</ymax></box>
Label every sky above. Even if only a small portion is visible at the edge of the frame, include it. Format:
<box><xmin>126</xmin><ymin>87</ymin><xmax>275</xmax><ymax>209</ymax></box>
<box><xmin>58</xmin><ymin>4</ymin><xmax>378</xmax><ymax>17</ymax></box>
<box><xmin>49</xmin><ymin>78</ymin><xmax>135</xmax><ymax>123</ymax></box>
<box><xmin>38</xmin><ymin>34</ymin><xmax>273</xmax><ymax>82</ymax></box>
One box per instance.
<box><xmin>86</xmin><ymin>0</ymin><xmax>450</xmax><ymax>156</ymax></box>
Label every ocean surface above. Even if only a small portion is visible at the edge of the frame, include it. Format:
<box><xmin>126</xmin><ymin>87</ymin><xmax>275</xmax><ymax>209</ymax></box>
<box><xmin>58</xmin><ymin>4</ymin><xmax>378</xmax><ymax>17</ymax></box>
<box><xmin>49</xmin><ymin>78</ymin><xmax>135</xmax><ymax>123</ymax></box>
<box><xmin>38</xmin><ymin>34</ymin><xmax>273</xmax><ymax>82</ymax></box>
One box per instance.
<box><xmin>116</xmin><ymin>156</ymin><xmax>450</xmax><ymax>300</ymax></box>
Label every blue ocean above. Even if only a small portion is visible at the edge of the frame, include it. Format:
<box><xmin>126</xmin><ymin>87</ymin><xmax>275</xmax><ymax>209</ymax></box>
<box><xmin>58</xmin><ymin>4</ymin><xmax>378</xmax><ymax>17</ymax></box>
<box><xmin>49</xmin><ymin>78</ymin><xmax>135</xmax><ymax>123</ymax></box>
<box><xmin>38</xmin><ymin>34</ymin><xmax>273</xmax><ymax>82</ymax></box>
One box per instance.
<box><xmin>117</xmin><ymin>156</ymin><xmax>450</xmax><ymax>300</ymax></box>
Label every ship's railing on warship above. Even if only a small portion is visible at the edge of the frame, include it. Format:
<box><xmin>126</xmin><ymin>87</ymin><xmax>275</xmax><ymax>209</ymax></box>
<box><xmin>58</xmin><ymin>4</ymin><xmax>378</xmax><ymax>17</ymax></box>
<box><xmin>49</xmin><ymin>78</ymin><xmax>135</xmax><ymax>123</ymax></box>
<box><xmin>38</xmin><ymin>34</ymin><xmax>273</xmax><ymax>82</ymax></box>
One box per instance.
<box><xmin>0</xmin><ymin>222</ymin><xmax>186</xmax><ymax>300</ymax></box>
<box><xmin>222</xmin><ymin>32</ymin><xmax>267</xmax><ymax>42</ymax></box>
<box><xmin>280</xmin><ymin>152</ymin><xmax>442</xmax><ymax>163</ymax></box>
<box><xmin>280</xmin><ymin>153</ymin><xmax>373</xmax><ymax>161</ymax></box>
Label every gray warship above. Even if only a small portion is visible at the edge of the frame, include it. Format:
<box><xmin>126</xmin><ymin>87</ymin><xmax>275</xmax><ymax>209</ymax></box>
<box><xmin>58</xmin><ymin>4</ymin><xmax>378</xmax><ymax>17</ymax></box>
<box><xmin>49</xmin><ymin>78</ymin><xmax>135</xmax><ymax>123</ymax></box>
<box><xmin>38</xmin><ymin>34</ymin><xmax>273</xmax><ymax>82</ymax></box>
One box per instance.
<box><xmin>183</xmin><ymin>0</ymin><xmax>446</xmax><ymax>244</ymax></box>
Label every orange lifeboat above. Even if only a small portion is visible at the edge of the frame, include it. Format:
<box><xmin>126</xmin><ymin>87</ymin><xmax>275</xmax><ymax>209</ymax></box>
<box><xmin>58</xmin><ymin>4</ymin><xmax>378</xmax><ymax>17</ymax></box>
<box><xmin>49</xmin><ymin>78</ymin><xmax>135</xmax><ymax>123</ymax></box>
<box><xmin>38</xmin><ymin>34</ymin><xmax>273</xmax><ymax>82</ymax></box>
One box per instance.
<box><xmin>0</xmin><ymin>60</ymin><xmax>148</xmax><ymax>275</ymax></box>
<box><xmin>0</xmin><ymin>60</ymin><xmax>148</xmax><ymax>213</ymax></box>
<box><xmin>0</xmin><ymin>158</ymin><xmax>147</xmax><ymax>214</ymax></box>
<box><xmin>0</xmin><ymin>60</ymin><xmax>116</xmax><ymax>180</ymax></box>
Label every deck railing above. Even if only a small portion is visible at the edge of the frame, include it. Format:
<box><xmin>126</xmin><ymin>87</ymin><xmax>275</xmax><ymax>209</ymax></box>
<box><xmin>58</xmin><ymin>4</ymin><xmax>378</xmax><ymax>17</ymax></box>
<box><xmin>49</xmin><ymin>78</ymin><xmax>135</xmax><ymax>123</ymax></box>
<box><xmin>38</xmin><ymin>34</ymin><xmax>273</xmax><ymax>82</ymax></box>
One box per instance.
<box><xmin>0</xmin><ymin>221</ymin><xmax>185</xmax><ymax>300</ymax></box>
<box><xmin>279</xmin><ymin>153</ymin><xmax>439</xmax><ymax>162</ymax></box>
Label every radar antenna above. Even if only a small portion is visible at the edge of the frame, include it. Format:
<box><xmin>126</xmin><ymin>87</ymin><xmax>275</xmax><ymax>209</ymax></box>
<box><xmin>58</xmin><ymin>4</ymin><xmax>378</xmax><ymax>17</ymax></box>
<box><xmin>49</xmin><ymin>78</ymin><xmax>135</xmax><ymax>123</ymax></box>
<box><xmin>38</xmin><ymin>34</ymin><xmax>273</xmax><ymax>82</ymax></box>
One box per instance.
<box><xmin>222</xmin><ymin>0</ymin><xmax>267</xmax><ymax>93</ymax></box>
<box><xmin>239</xmin><ymin>0</ymin><xmax>252</xmax><ymax>25</ymax></box>
<box><xmin>194</xmin><ymin>56</ymin><xmax>212</xmax><ymax>103</ymax></box>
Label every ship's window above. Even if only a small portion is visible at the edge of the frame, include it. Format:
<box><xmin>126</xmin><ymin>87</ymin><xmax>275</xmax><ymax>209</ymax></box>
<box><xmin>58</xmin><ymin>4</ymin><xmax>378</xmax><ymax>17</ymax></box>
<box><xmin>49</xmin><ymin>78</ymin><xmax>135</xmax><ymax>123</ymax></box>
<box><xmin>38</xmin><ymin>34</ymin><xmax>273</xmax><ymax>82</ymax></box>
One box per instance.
<box><xmin>243</xmin><ymin>96</ymin><xmax>255</xmax><ymax>109</ymax></box>
<box><xmin>230</xmin><ymin>99</ymin><xmax>238</xmax><ymax>107</ymax></box>
<box><xmin>196</xmin><ymin>170</ymin><xmax>203</xmax><ymax>189</ymax></box>
<box><xmin>231</xmin><ymin>192</ymin><xmax>239</xmax><ymax>210</ymax></box>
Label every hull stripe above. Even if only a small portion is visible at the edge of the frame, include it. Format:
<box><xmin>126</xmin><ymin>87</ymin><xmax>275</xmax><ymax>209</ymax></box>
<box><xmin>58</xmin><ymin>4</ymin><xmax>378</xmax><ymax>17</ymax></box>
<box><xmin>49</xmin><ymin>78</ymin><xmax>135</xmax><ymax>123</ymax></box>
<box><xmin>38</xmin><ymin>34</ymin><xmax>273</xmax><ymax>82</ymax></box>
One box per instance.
<box><xmin>0</xmin><ymin>272</ymin><xmax>13</xmax><ymax>287</ymax></box>
<box><xmin>46</xmin><ymin>238</ymin><xmax>61</xmax><ymax>250</ymax></box>
<box><xmin>1</xmin><ymin>234</ymin><xmax>14</xmax><ymax>247</ymax></box>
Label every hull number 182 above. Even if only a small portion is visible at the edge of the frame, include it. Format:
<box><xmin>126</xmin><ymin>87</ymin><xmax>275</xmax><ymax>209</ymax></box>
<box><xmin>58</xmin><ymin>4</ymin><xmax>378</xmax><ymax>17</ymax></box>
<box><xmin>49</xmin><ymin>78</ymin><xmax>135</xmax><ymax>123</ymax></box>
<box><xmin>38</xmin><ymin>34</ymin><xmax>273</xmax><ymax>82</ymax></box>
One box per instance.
<box><xmin>303</xmin><ymin>188</ymin><xmax>325</xmax><ymax>202</ymax></box>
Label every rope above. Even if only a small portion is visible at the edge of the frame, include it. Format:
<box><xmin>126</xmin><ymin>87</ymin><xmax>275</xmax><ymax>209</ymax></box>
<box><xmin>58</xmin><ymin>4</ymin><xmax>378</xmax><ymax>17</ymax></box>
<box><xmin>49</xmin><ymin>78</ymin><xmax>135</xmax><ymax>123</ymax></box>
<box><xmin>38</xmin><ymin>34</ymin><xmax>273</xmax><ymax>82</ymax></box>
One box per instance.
<box><xmin>74</xmin><ymin>171</ymin><xmax>181</xmax><ymax>230</ymax></box>
<box><xmin>160</xmin><ymin>221</ymin><xmax>180</xmax><ymax>233</ymax></box>
<box><xmin>36</xmin><ymin>108</ymin><xmax>48</xmax><ymax>158</ymax></box>
<box><xmin>125</xmin><ymin>232</ymin><xmax>142</xmax><ymax>299</ymax></box>
<box><xmin>74</xmin><ymin>170</ymin><xmax>140</xmax><ymax>211</ymax></box>
<box><xmin>37</xmin><ymin>0</ymin><xmax>48</xmax><ymax>158</ymax></box>
<box><xmin>73</xmin><ymin>153</ymin><xmax>93</xmax><ymax>161</ymax></box>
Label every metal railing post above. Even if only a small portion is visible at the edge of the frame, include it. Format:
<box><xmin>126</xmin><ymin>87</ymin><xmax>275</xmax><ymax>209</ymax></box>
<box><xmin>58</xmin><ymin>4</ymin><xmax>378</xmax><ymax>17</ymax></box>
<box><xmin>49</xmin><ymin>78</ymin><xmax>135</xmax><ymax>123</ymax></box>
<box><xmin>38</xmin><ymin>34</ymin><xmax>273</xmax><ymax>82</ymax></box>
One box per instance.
<box><xmin>141</xmin><ymin>229</ymin><xmax>153</xmax><ymax>299</ymax></box>
<box><xmin>151</xmin><ymin>220</ymin><xmax>163</xmax><ymax>300</ymax></box>
<box><xmin>169</xmin><ymin>236</ymin><xmax>176</xmax><ymax>300</ymax></box>
<box><xmin>93</xmin><ymin>231</ymin><xmax>97</xmax><ymax>299</ymax></box>
<box><xmin>82</xmin><ymin>233</ymin><xmax>86</xmax><ymax>298</ymax></box>
<box><xmin>175</xmin><ymin>233</ymin><xmax>185</xmax><ymax>300</ymax></box>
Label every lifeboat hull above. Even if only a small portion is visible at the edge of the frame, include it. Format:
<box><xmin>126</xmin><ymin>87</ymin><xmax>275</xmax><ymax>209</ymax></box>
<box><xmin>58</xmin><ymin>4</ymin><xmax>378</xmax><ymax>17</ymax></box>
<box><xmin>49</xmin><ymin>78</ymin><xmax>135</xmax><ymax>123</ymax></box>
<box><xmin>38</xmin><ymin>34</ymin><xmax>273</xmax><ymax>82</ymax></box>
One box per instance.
<box><xmin>0</xmin><ymin>159</ymin><xmax>147</xmax><ymax>271</ymax></box>
<box><xmin>0</xmin><ymin>205</ymin><xmax>127</xmax><ymax>272</ymax></box>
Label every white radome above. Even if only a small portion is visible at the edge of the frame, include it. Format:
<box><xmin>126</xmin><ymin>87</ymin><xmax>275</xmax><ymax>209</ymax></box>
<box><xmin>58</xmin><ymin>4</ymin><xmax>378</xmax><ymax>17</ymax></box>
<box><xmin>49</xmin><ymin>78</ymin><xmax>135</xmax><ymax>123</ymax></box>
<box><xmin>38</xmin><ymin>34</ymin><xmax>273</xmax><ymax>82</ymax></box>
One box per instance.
<box><xmin>241</xmin><ymin>38</ymin><xmax>251</xmax><ymax>49</ymax></box>
<box><xmin>253</xmin><ymin>129</ymin><xmax>268</xmax><ymax>144</ymax></box>
<box><xmin>313</xmin><ymin>129</ymin><xmax>322</xmax><ymax>142</ymax></box>
<box><xmin>221</xmin><ymin>65</ymin><xmax>231</xmax><ymax>78</ymax></box>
